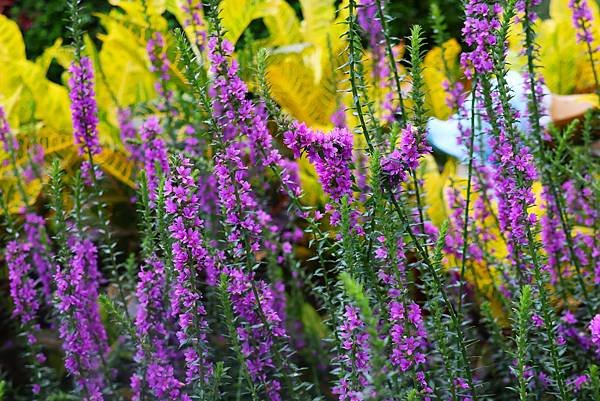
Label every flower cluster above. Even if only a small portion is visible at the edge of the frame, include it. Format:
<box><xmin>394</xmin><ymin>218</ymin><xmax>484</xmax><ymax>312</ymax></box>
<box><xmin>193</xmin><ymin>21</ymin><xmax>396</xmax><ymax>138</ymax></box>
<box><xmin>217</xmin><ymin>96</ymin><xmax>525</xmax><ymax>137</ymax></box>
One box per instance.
<box><xmin>0</xmin><ymin>104</ymin><xmax>18</xmax><ymax>155</ymax></box>
<box><xmin>147</xmin><ymin>32</ymin><xmax>173</xmax><ymax>109</ymax></box>
<box><xmin>131</xmin><ymin>256</ymin><xmax>185</xmax><ymax>401</ymax></box>
<box><xmin>284</xmin><ymin>121</ymin><xmax>354</xmax><ymax>202</ymax></box>
<box><xmin>54</xmin><ymin>238</ymin><xmax>109</xmax><ymax>401</ymax></box>
<box><xmin>227</xmin><ymin>268</ymin><xmax>287</xmax><ymax>401</ymax></box>
<box><xmin>460</xmin><ymin>0</ymin><xmax>501</xmax><ymax>77</ymax></box>
<box><xmin>590</xmin><ymin>314</ymin><xmax>600</xmax><ymax>348</ymax></box>
<box><xmin>332</xmin><ymin>305</ymin><xmax>373</xmax><ymax>401</ymax></box>
<box><xmin>165</xmin><ymin>157</ymin><xmax>215</xmax><ymax>383</ymax></box>
<box><xmin>207</xmin><ymin>37</ymin><xmax>299</xmax><ymax>197</ymax></box>
<box><xmin>182</xmin><ymin>0</ymin><xmax>206</xmax><ymax>49</ymax></box>
<box><xmin>569</xmin><ymin>0</ymin><xmax>595</xmax><ymax>44</ymax></box>
<box><xmin>6</xmin><ymin>240</ymin><xmax>40</xmax><ymax>330</ymax></box>
<box><xmin>380</xmin><ymin>124</ymin><xmax>430</xmax><ymax>187</ymax></box>
<box><xmin>68</xmin><ymin>56</ymin><xmax>101</xmax><ymax>157</ymax></box>
<box><xmin>140</xmin><ymin>116</ymin><xmax>169</xmax><ymax>201</ymax></box>
<box><xmin>23</xmin><ymin>213</ymin><xmax>53</xmax><ymax>302</ymax></box>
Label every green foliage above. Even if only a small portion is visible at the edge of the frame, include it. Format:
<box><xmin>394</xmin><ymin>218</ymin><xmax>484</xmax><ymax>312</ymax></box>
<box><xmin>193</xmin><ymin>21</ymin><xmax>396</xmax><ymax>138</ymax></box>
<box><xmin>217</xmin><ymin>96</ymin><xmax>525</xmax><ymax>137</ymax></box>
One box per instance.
<box><xmin>8</xmin><ymin>0</ymin><xmax>110</xmax><ymax>59</ymax></box>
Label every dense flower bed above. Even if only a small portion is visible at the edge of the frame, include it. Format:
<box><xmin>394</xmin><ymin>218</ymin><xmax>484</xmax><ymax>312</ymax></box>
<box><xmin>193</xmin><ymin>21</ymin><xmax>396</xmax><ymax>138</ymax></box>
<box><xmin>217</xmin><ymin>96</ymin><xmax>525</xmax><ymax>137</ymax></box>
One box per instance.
<box><xmin>0</xmin><ymin>0</ymin><xmax>599</xmax><ymax>400</ymax></box>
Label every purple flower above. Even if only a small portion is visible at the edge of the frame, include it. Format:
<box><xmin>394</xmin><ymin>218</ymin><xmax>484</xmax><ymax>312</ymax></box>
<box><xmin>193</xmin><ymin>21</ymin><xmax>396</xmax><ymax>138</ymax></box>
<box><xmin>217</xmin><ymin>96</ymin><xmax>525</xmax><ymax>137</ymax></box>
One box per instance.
<box><xmin>207</xmin><ymin>36</ymin><xmax>299</xmax><ymax>198</ymax></box>
<box><xmin>6</xmin><ymin>240</ymin><xmax>40</xmax><ymax>328</ymax></box>
<box><xmin>568</xmin><ymin>374</ymin><xmax>589</xmax><ymax>392</ymax></box>
<box><xmin>460</xmin><ymin>1</ymin><xmax>501</xmax><ymax>78</ymax></box>
<box><xmin>332</xmin><ymin>305</ymin><xmax>374</xmax><ymax>401</ymax></box>
<box><xmin>68</xmin><ymin>56</ymin><xmax>101</xmax><ymax>157</ymax></box>
<box><xmin>132</xmin><ymin>256</ymin><xmax>185</xmax><ymax>400</ymax></box>
<box><xmin>226</xmin><ymin>268</ymin><xmax>287</xmax><ymax>401</ymax></box>
<box><xmin>283</xmin><ymin>122</ymin><xmax>354</xmax><ymax>202</ymax></box>
<box><xmin>182</xmin><ymin>0</ymin><xmax>206</xmax><ymax>49</ymax></box>
<box><xmin>0</xmin><ymin>105</ymin><xmax>18</xmax><ymax>155</ymax></box>
<box><xmin>483</xmin><ymin>89</ymin><xmax>539</xmax><ymax>267</ymax></box>
<box><xmin>590</xmin><ymin>314</ymin><xmax>600</xmax><ymax>347</ymax></box>
<box><xmin>569</xmin><ymin>0</ymin><xmax>595</xmax><ymax>44</ymax></box>
<box><xmin>6</xmin><ymin>213</ymin><xmax>54</xmax><ymax>326</ymax></box>
<box><xmin>23</xmin><ymin>214</ymin><xmax>53</xmax><ymax>303</ymax></box>
<box><xmin>118</xmin><ymin>108</ymin><xmax>141</xmax><ymax>162</ymax></box>
<box><xmin>140</xmin><ymin>116</ymin><xmax>169</xmax><ymax>201</ymax></box>
<box><xmin>532</xmin><ymin>314</ymin><xmax>544</xmax><ymax>328</ymax></box>
<box><xmin>54</xmin><ymin>237</ymin><xmax>109</xmax><ymax>400</ymax></box>
<box><xmin>165</xmin><ymin>157</ymin><xmax>216</xmax><ymax>385</ymax></box>
<box><xmin>381</xmin><ymin>124</ymin><xmax>430</xmax><ymax>187</ymax></box>
<box><xmin>147</xmin><ymin>32</ymin><xmax>173</xmax><ymax>110</ymax></box>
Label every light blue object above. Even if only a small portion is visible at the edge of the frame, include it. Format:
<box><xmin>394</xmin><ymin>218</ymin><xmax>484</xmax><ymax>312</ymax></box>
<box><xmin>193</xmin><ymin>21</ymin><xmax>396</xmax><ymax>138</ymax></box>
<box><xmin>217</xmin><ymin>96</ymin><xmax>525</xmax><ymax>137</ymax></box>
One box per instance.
<box><xmin>426</xmin><ymin>71</ymin><xmax>552</xmax><ymax>162</ymax></box>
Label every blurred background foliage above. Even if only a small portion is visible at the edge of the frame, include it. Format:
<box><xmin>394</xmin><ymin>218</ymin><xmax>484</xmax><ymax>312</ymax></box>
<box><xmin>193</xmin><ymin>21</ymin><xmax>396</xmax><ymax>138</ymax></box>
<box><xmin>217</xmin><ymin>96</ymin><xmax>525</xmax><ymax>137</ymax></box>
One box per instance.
<box><xmin>2</xmin><ymin>0</ymin><xmax>466</xmax><ymax>59</ymax></box>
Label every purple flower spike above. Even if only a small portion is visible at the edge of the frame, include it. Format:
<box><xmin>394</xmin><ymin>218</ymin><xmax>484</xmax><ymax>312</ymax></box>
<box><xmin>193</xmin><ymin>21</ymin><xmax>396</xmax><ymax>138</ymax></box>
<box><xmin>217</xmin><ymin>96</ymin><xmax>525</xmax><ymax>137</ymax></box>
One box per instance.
<box><xmin>569</xmin><ymin>0</ymin><xmax>596</xmax><ymax>44</ymax></box>
<box><xmin>68</xmin><ymin>56</ymin><xmax>101</xmax><ymax>157</ymax></box>
<box><xmin>132</xmin><ymin>256</ymin><xmax>185</xmax><ymax>400</ymax></box>
<box><xmin>140</xmin><ymin>116</ymin><xmax>169</xmax><ymax>201</ymax></box>
<box><xmin>54</xmin><ymin>237</ymin><xmax>109</xmax><ymax>401</ymax></box>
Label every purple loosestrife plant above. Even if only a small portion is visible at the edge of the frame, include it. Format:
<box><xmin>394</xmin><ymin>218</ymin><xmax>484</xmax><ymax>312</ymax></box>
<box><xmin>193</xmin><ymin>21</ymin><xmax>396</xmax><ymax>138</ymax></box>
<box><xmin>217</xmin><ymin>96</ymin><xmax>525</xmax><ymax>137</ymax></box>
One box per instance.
<box><xmin>283</xmin><ymin>121</ymin><xmax>354</xmax><ymax>203</ymax></box>
<box><xmin>332</xmin><ymin>305</ymin><xmax>374</xmax><ymax>401</ymax></box>
<box><xmin>0</xmin><ymin>105</ymin><xmax>18</xmax><ymax>155</ymax></box>
<box><xmin>227</xmin><ymin>267</ymin><xmax>287</xmax><ymax>401</ymax></box>
<box><xmin>68</xmin><ymin>56</ymin><xmax>101</xmax><ymax>185</ymax></box>
<box><xmin>147</xmin><ymin>32</ymin><xmax>174</xmax><ymax>112</ymax></box>
<box><xmin>23</xmin><ymin>213</ymin><xmax>53</xmax><ymax>303</ymax></box>
<box><xmin>131</xmin><ymin>256</ymin><xmax>185</xmax><ymax>401</ymax></box>
<box><xmin>207</xmin><ymin>37</ymin><xmax>299</xmax><ymax>198</ymax></box>
<box><xmin>6</xmin><ymin>240</ymin><xmax>41</xmax><ymax>339</ymax></box>
<box><xmin>460</xmin><ymin>0</ymin><xmax>501</xmax><ymax>79</ymax></box>
<box><xmin>182</xmin><ymin>0</ymin><xmax>206</xmax><ymax>50</ymax></box>
<box><xmin>140</xmin><ymin>116</ymin><xmax>170</xmax><ymax>202</ymax></box>
<box><xmin>569</xmin><ymin>0</ymin><xmax>596</xmax><ymax>44</ymax></box>
<box><xmin>54</xmin><ymin>237</ymin><xmax>109</xmax><ymax>401</ymax></box>
<box><xmin>207</xmin><ymin>32</ymin><xmax>295</xmax><ymax>400</ymax></box>
<box><xmin>380</xmin><ymin>124</ymin><xmax>430</xmax><ymax>188</ymax></box>
<box><xmin>164</xmin><ymin>157</ymin><xmax>215</xmax><ymax>386</ymax></box>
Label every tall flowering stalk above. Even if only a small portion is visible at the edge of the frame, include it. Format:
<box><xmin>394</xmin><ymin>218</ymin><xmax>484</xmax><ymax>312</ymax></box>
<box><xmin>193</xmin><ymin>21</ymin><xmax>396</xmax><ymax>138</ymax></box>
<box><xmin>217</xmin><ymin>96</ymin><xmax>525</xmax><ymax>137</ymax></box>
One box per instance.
<box><xmin>568</xmin><ymin>0</ymin><xmax>600</xmax><ymax>97</ymax></box>
<box><xmin>140</xmin><ymin>117</ymin><xmax>169</xmax><ymax>202</ymax></box>
<box><xmin>147</xmin><ymin>31</ymin><xmax>176</xmax><ymax>140</ymax></box>
<box><xmin>331</xmin><ymin>305</ymin><xmax>373</xmax><ymax>400</ymax></box>
<box><xmin>569</xmin><ymin>0</ymin><xmax>595</xmax><ymax>44</ymax></box>
<box><xmin>68</xmin><ymin>55</ymin><xmax>102</xmax><ymax>185</ymax></box>
<box><xmin>147</xmin><ymin>32</ymin><xmax>173</xmax><ymax>110</ymax></box>
<box><xmin>182</xmin><ymin>0</ymin><xmax>206</xmax><ymax>50</ymax></box>
<box><xmin>283</xmin><ymin>122</ymin><xmax>354</xmax><ymax>203</ymax></box>
<box><xmin>68</xmin><ymin>56</ymin><xmax>101</xmax><ymax>158</ymax></box>
<box><xmin>206</xmin><ymin>20</ymin><xmax>295</xmax><ymax>397</ymax></box>
<box><xmin>55</xmin><ymin>237</ymin><xmax>109</xmax><ymax>401</ymax></box>
<box><xmin>164</xmin><ymin>157</ymin><xmax>215</xmax><ymax>388</ymax></box>
<box><xmin>473</xmin><ymin>2</ymin><xmax>572</xmax><ymax>399</ymax></box>
<box><xmin>5</xmin><ymin>240</ymin><xmax>41</xmax><ymax>334</ymax></box>
<box><xmin>131</xmin><ymin>256</ymin><xmax>185</xmax><ymax>401</ymax></box>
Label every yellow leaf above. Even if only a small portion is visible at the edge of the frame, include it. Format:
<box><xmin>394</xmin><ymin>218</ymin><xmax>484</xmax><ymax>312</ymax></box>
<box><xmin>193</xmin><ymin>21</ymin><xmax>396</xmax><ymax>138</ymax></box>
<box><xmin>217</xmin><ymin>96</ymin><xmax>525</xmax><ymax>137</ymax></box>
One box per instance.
<box><xmin>267</xmin><ymin>53</ymin><xmax>337</xmax><ymax>128</ymax></box>
<box><xmin>0</xmin><ymin>14</ymin><xmax>26</xmax><ymax>61</ymax></box>
<box><xmin>14</xmin><ymin>59</ymin><xmax>73</xmax><ymax>133</ymax></box>
<box><xmin>220</xmin><ymin>0</ymin><xmax>269</xmax><ymax>45</ymax></box>
<box><xmin>95</xmin><ymin>148</ymin><xmax>137</xmax><ymax>188</ymax></box>
<box><xmin>423</xmin><ymin>39</ymin><xmax>461</xmax><ymax>120</ymax></box>
<box><xmin>297</xmin><ymin>155</ymin><xmax>325</xmax><ymax>206</ymax></box>
<box><xmin>263</xmin><ymin>0</ymin><xmax>302</xmax><ymax>46</ymax></box>
<box><xmin>421</xmin><ymin>155</ymin><xmax>454</xmax><ymax>226</ymax></box>
<box><xmin>97</xmin><ymin>14</ymin><xmax>157</xmax><ymax>107</ymax></box>
<box><xmin>299</xmin><ymin>0</ymin><xmax>335</xmax><ymax>48</ymax></box>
